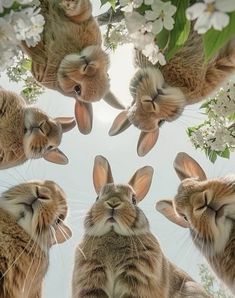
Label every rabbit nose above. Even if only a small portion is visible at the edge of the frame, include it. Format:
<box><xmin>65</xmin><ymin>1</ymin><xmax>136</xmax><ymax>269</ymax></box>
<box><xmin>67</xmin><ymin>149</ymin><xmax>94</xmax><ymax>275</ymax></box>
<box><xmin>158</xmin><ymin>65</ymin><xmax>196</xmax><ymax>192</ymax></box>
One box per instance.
<box><xmin>39</xmin><ymin>121</ymin><xmax>51</xmax><ymax>136</ymax></box>
<box><xmin>106</xmin><ymin>198</ymin><xmax>121</xmax><ymax>209</ymax></box>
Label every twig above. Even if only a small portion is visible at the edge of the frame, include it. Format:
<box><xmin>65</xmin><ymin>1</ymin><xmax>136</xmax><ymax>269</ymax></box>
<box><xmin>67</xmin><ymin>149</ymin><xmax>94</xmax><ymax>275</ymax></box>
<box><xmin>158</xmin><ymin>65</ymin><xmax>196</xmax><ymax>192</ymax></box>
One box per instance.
<box><xmin>96</xmin><ymin>7</ymin><xmax>124</xmax><ymax>26</ymax></box>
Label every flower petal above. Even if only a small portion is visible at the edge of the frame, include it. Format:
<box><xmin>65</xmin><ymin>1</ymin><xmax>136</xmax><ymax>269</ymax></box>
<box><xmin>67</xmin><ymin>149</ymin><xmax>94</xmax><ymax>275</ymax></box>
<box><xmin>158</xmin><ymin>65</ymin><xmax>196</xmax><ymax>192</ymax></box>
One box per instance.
<box><xmin>163</xmin><ymin>16</ymin><xmax>175</xmax><ymax>30</ymax></box>
<box><xmin>211</xmin><ymin>11</ymin><xmax>230</xmax><ymax>31</ymax></box>
<box><xmin>215</xmin><ymin>0</ymin><xmax>235</xmax><ymax>12</ymax></box>
<box><xmin>194</xmin><ymin>12</ymin><xmax>212</xmax><ymax>34</ymax></box>
<box><xmin>125</xmin><ymin>11</ymin><xmax>145</xmax><ymax>33</ymax></box>
<box><xmin>186</xmin><ymin>3</ymin><xmax>207</xmax><ymax>20</ymax></box>
<box><xmin>145</xmin><ymin>10</ymin><xmax>158</xmax><ymax>21</ymax></box>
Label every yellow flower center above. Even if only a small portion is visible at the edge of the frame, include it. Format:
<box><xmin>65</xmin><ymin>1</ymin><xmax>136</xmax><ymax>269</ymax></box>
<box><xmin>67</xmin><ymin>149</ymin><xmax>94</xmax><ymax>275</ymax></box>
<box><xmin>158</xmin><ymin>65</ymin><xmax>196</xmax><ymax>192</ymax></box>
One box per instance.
<box><xmin>206</xmin><ymin>3</ymin><xmax>216</xmax><ymax>13</ymax></box>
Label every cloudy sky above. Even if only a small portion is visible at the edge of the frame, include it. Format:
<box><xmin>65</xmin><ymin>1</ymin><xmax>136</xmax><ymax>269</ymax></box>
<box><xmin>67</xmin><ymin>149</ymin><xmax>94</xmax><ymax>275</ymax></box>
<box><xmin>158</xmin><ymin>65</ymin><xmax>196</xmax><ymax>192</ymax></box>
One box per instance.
<box><xmin>0</xmin><ymin>1</ymin><xmax>235</xmax><ymax>297</ymax></box>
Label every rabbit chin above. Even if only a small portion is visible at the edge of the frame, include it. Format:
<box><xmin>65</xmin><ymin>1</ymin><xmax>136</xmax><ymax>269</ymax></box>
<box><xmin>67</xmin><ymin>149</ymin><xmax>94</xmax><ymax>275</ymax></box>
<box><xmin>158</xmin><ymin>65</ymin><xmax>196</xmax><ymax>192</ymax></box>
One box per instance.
<box><xmin>130</xmin><ymin>68</ymin><xmax>186</xmax><ymax>122</ymax></box>
<box><xmin>190</xmin><ymin>210</ymin><xmax>234</xmax><ymax>256</ymax></box>
<box><xmin>85</xmin><ymin>213</ymin><xmax>149</xmax><ymax>237</ymax></box>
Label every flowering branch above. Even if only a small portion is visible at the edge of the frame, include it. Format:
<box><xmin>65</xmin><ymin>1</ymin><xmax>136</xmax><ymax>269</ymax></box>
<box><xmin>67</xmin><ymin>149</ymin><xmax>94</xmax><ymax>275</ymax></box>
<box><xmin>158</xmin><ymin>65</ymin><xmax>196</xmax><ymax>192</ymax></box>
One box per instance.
<box><xmin>187</xmin><ymin>81</ymin><xmax>235</xmax><ymax>163</ymax></box>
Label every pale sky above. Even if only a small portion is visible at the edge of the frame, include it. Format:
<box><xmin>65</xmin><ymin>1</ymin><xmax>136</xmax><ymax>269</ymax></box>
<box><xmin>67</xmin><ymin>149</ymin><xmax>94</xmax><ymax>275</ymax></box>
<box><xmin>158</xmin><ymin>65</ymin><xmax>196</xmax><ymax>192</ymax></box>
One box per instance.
<box><xmin>0</xmin><ymin>1</ymin><xmax>235</xmax><ymax>297</ymax></box>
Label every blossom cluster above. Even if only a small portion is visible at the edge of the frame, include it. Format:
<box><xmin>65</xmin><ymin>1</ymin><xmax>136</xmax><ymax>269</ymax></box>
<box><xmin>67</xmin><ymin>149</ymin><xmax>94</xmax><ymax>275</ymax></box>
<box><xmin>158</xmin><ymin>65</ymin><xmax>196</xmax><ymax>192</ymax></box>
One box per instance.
<box><xmin>119</xmin><ymin>0</ymin><xmax>177</xmax><ymax>65</ymax></box>
<box><xmin>0</xmin><ymin>0</ymin><xmax>44</xmax><ymax>71</ymax></box>
<box><xmin>188</xmin><ymin>81</ymin><xmax>235</xmax><ymax>163</ymax></box>
<box><xmin>186</xmin><ymin>0</ymin><xmax>235</xmax><ymax>34</ymax></box>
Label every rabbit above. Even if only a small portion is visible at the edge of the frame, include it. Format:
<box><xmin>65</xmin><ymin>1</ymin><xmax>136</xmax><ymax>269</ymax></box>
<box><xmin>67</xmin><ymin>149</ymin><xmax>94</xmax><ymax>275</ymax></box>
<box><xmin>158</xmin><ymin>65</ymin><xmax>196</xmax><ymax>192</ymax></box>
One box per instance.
<box><xmin>0</xmin><ymin>179</ymin><xmax>72</xmax><ymax>298</ymax></box>
<box><xmin>21</xmin><ymin>0</ymin><xmax>124</xmax><ymax>134</ymax></box>
<box><xmin>0</xmin><ymin>87</ymin><xmax>76</xmax><ymax>169</ymax></box>
<box><xmin>71</xmin><ymin>155</ymin><xmax>211</xmax><ymax>298</ymax></box>
<box><xmin>109</xmin><ymin>30</ymin><xmax>235</xmax><ymax>156</ymax></box>
<box><xmin>156</xmin><ymin>152</ymin><xmax>235</xmax><ymax>295</ymax></box>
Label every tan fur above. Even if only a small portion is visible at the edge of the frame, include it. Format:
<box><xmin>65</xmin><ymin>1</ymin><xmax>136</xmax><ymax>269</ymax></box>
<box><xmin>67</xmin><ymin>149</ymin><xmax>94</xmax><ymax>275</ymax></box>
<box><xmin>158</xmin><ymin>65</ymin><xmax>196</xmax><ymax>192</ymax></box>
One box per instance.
<box><xmin>0</xmin><ymin>180</ymin><xmax>71</xmax><ymax>298</ymax></box>
<box><xmin>110</xmin><ymin>32</ymin><xmax>235</xmax><ymax>155</ymax></box>
<box><xmin>0</xmin><ymin>88</ymin><xmax>75</xmax><ymax>169</ymax></box>
<box><xmin>22</xmin><ymin>0</ymin><xmax>124</xmax><ymax>134</ymax></box>
<box><xmin>72</xmin><ymin>156</ymin><xmax>210</xmax><ymax>298</ymax></box>
<box><xmin>156</xmin><ymin>152</ymin><xmax>235</xmax><ymax>295</ymax></box>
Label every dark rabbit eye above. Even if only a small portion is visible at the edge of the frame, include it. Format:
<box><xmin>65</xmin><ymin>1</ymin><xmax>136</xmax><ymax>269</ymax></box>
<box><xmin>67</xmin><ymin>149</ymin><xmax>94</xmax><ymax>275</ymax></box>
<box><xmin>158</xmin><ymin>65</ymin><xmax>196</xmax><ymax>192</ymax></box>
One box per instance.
<box><xmin>158</xmin><ymin>119</ymin><xmax>165</xmax><ymax>127</ymax></box>
<box><xmin>56</xmin><ymin>214</ymin><xmax>65</xmax><ymax>225</ymax></box>
<box><xmin>74</xmin><ymin>84</ymin><xmax>81</xmax><ymax>96</ymax></box>
<box><xmin>96</xmin><ymin>196</ymin><xmax>99</xmax><ymax>201</ymax></box>
<box><xmin>183</xmin><ymin>215</ymin><xmax>188</xmax><ymax>222</ymax></box>
<box><xmin>132</xmin><ymin>195</ymin><xmax>137</xmax><ymax>205</ymax></box>
<box><xmin>47</xmin><ymin>145</ymin><xmax>54</xmax><ymax>151</ymax></box>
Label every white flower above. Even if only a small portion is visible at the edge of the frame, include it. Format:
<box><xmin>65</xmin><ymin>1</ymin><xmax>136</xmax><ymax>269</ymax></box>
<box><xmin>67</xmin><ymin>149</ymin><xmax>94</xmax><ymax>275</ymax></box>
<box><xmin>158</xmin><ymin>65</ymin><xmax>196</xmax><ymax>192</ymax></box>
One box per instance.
<box><xmin>186</xmin><ymin>0</ymin><xmax>235</xmax><ymax>34</ymax></box>
<box><xmin>0</xmin><ymin>0</ymin><xmax>14</xmax><ymax>13</ymax></box>
<box><xmin>142</xmin><ymin>43</ymin><xmax>166</xmax><ymax>65</ymax></box>
<box><xmin>130</xmin><ymin>31</ymin><xmax>154</xmax><ymax>49</ymax></box>
<box><xmin>145</xmin><ymin>0</ymin><xmax>176</xmax><ymax>34</ymax></box>
<box><xmin>0</xmin><ymin>17</ymin><xmax>16</xmax><ymax>44</ymax></box>
<box><xmin>125</xmin><ymin>11</ymin><xmax>146</xmax><ymax>33</ymax></box>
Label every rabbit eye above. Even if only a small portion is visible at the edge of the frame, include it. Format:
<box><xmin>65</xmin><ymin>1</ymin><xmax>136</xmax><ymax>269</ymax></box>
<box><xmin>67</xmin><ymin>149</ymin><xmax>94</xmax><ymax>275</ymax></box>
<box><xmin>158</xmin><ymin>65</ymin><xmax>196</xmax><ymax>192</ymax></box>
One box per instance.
<box><xmin>74</xmin><ymin>84</ymin><xmax>81</xmax><ymax>96</ymax></box>
<box><xmin>183</xmin><ymin>215</ymin><xmax>188</xmax><ymax>222</ymax></box>
<box><xmin>47</xmin><ymin>145</ymin><xmax>54</xmax><ymax>151</ymax></box>
<box><xmin>55</xmin><ymin>214</ymin><xmax>65</xmax><ymax>225</ymax></box>
<box><xmin>132</xmin><ymin>195</ymin><xmax>137</xmax><ymax>205</ymax></box>
<box><xmin>158</xmin><ymin>119</ymin><xmax>165</xmax><ymax>127</ymax></box>
<box><xmin>96</xmin><ymin>196</ymin><xmax>99</xmax><ymax>201</ymax></box>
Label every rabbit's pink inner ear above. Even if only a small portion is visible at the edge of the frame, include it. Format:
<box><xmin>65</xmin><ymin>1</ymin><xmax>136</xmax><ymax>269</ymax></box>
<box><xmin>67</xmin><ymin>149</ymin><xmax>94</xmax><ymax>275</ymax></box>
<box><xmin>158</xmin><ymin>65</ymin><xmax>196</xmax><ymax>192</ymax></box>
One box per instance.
<box><xmin>128</xmin><ymin>166</ymin><xmax>154</xmax><ymax>202</ymax></box>
<box><xmin>103</xmin><ymin>90</ymin><xmax>126</xmax><ymax>110</ymax></box>
<box><xmin>174</xmin><ymin>152</ymin><xmax>207</xmax><ymax>181</ymax></box>
<box><xmin>55</xmin><ymin>117</ymin><xmax>76</xmax><ymax>133</ymax></box>
<box><xmin>43</xmin><ymin>148</ymin><xmax>68</xmax><ymax>165</ymax></box>
<box><xmin>137</xmin><ymin>129</ymin><xmax>159</xmax><ymax>157</ymax></box>
<box><xmin>109</xmin><ymin>110</ymin><xmax>131</xmax><ymax>136</ymax></box>
<box><xmin>155</xmin><ymin>200</ymin><xmax>190</xmax><ymax>228</ymax></box>
<box><xmin>74</xmin><ymin>100</ymin><xmax>93</xmax><ymax>135</ymax></box>
<box><xmin>52</xmin><ymin>222</ymin><xmax>72</xmax><ymax>245</ymax></box>
<box><xmin>93</xmin><ymin>155</ymin><xmax>114</xmax><ymax>194</ymax></box>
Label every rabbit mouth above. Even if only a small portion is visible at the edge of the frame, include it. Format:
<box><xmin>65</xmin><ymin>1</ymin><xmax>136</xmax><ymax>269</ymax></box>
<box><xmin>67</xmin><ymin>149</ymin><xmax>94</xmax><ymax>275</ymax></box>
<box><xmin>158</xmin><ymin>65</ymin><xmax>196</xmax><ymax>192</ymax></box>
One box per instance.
<box><xmin>107</xmin><ymin>217</ymin><xmax>116</xmax><ymax>223</ymax></box>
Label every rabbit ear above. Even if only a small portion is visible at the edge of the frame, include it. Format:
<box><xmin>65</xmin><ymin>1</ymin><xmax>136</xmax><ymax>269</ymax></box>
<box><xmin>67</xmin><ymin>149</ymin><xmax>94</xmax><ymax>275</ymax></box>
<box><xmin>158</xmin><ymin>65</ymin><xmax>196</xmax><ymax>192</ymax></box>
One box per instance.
<box><xmin>128</xmin><ymin>166</ymin><xmax>154</xmax><ymax>202</ymax></box>
<box><xmin>55</xmin><ymin>117</ymin><xmax>76</xmax><ymax>133</ymax></box>
<box><xmin>74</xmin><ymin>100</ymin><xmax>93</xmax><ymax>135</ymax></box>
<box><xmin>51</xmin><ymin>222</ymin><xmax>72</xmax><ymax>245</ymax></box>
<box><xmin>109</xmin><ymin>111</ymin><xmax>131</xmax><ymax>136</ymax></box>
<box><xmin>155</xmin><ymin>200</ymin><xmax>190</xmax><ymax>228</ymax></box>
<box><xmin>93</xmin><ymin>155</ymin><xmax>114</xmax><ymax>194</ymax></box>
<box><xmin>43</xmin><ymin>148</ymin><xmax>68</xmax><ymax>165</ymax></box>
<box><xmin>174</xmin><ymin>152</ymin><xmax>207</xmax><ymax>181</ymax></box>
<box><xmin>103</xmin><ymin>90</ymin><xmax>126</xmax><ymax>110</ymax></box>
<box><xmin>137</xmin><ymin>129</ymin><xmax>159</xmax><ymax>157</ymax></box>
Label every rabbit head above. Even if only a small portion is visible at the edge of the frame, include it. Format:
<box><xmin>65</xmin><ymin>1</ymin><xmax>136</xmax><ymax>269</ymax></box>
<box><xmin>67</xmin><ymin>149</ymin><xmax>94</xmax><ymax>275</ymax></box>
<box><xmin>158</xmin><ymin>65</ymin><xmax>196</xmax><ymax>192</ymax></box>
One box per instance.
<box><xmin>84</xmin><ymin>155</ymin><xmax>154</xmax><ymax>237</ymax></box>
<box><xmin>58</xmin><ymin>45</ymin><xmax>125</xmax><ymax>134</ymax></box>
<box><xmin>156</xmin><ymin>152</ymin><xmax>235</xmax><ymax>256</ymax></box>
<box><xmin>0</xmin><ymin>180</ymin><xmax>72</xmax><ymax>250</ymax></box>
<box><xmin>23</xmin><ymin>107</ymin><xmax>76</xmax><ymax>164</ymax></box>
<box><xmin>109</xmin><ymin>68</ymin><xmax>185</xmax><ymax>156</ymax></box>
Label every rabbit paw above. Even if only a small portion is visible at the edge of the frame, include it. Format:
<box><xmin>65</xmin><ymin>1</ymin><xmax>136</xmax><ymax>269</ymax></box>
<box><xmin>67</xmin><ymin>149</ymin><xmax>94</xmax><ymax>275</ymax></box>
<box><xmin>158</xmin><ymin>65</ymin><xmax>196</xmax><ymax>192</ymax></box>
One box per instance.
<box><xmin>60</xmin><ymin>0</ymin><xmax>80</xmax><ymax>16</ymax></box>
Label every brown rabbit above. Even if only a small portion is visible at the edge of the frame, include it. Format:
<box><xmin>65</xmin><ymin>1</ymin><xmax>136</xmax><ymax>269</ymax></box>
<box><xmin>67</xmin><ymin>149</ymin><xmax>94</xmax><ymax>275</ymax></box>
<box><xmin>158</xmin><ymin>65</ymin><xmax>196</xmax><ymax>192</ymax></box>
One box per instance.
<box><xmin>0</xmin><ymin>180</ymin><xmax>72</xmax><ymax>298</ymax></box>
<box><xmin>109</xmin><ymin>31</ymin><xmax>235</xmax><ymax>156</ymax></box>
<box><xmin>72</xmin><ymin>155</ymin><xmax>211</xmax><ymax>298</ymax></box>
<box><xmin>156</xmin><ymin>152</ymin><xmax>235</xmax><ymax>295</ymax></box>
<box><xmin>0</xmin><ymin>87</ymin><xmax>75</xmax><ymax>169</ymax></box>
<box><xmin>21</xmin><ymin>0</ymin><xmax>124</xmax><ymax>134</ymax></box>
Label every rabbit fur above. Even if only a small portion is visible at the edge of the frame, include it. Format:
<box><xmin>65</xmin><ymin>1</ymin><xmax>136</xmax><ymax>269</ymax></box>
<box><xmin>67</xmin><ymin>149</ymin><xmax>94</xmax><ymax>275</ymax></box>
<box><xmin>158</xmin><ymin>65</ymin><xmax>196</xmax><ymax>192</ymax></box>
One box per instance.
<box><xmin>72</xmin><ymin>155</ymin><xmax>211</xmax><ymax>298</ymax></box>
<box><xmin>156</xmin><ymin>152</ymin><xmax>235</xmax><ymax>295</ymax></box>
<box><xmin>0</xmin><ymin>180</ymin><xmax>72</xmax><ymax>298</ymax></box>
<box><xmin>0</xmin><ymin>88</ymin><xmax>75</xmax><ymax>169</ymax></box>
<box><xmin>21</xmin><ymin>0</ymin><xmax>124</xmax><ymax>134</ymax></box>
<box><xmin>109</xmin><ymin>31</ymin><xmax>235</xmax><ymax>156</ymax></box>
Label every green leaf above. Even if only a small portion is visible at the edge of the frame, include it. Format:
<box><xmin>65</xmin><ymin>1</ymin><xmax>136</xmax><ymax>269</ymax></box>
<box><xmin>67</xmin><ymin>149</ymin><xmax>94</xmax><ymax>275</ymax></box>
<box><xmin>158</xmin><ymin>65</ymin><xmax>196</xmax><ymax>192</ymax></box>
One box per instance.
<box><xmin>166</xmin><ymin>0</ymin><xmax>191</xmax><ymax>60</ymax></box>
<box><xmin>21</xmin><ymin>59</ymin><xmax>32</xmax><ymax>71</ymax></box>
<box><xmin>218</xmin><ymin>147</ymin><xmax>230</xmax><ymax>159</ymax></box>
<box><xmin>156</xmin><ymin>28</ymin><xmax>169</xmax><ymax>50</ymax></box>
<box><xmin>208</xmin><ymin>150</ymin><xmax>217</xmax><ymax>163</ymax></box>
<box><xmin>203</xmin><ymin>11</ymin><xmax>235</xmax><ymax>61</ymax></box>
